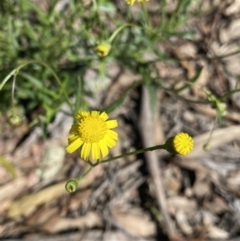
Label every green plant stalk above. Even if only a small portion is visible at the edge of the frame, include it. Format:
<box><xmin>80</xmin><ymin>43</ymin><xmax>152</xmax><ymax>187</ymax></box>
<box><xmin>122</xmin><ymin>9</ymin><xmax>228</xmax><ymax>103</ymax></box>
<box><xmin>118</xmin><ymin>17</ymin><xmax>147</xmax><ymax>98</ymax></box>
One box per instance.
<box><xmin>140</xmin><ymin>1</ymin><xmax>150</xmax><ymax>27</ymax></box>
<box><xmin>77</xmin><ymin>166</ymin><xmax>93</xmax><ymax>183</ymax></box>
<box><xmin>98</xmin><ymin>144</ymin><xmax>166</xmax><ymax>164</ymax></box>
<box><xmin>203</xmin><ymin>116</ymin><xmax>216</xmax><ymax>150</ymax></box>
<box><xmin>74</xmin><ymin>76</ymin><xmax>83</xmax><ymax>115</ymax></box>
<box><xmin>0</xmin><ymin>60</ymin><xmax>74</xmax><ymax>115</ymax></box>
<box><xmin>167</xmin><ymin>0</ymin><xmax>184</xmax><ymax>30</ymax></box>
<box><xmin>11</xmin><ymin>74</ymin><xmax>17</xmax><ymax>114</ymax></box>
<box><xmin>220</xmin><ymin>88</ymin><xmax>240</xmax><ymax>100</ymax></box>
<box><xmin>159</xmin><ymin>0</ymin><xmax>166</xmax><ymax>32</ymax></box>
<box><xmin>108</xmin><ymin>23</ymin><xmax>134</xmax><ymax>43</ymax></box>
<box><xmin>68</xmin><ymin>144</ymin><xmax>167</xmax><ymax>189</ymax></box>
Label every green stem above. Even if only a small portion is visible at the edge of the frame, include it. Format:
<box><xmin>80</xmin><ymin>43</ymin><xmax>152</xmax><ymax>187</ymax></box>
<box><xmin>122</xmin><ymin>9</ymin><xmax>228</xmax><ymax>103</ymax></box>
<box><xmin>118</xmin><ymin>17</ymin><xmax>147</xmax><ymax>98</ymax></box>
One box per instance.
<box><xmin>159</xmin><ymin>0</ymin><xmax>166</xmax><ymax>31</ymax></box>
<box><xmin>99</xmin><ymin>144</ymin><xmax>166</xmax><ymax>164</ymax></box>
<box><xmin>77</xmin><ymin>166</ymin><xmax>93</xmax><ymax>183</ymax></box>
<box><xmin>141</xmin><ymin>1</ymin><xmax>150</xmax><ymax>27</ymax></box>
<box><xmin>167</xmin><ymin>0</ymin><xmax>184</xmax><ymax>29</ymax></box>
<box><xmin>70</xmin><ymin>144</ymin><xmax>167</xmax><ymax>192</ymax></box>
<box><xmin>11</xmin><ymin>74</ymin><xmax>17</xmax><ymax>114</ymax></box>
<box><xmin>220</xmin><ymin>88</ymin><xmax>240</xmax><ymax>100</ymax></box>
<box><xmin>75</xmin><ymin>75</ymin><xmax>83</xmax><ymax>115</ymax></box>
<box><xmin>108</xmin><ymin>23</ymin><xmax>134</xmax><ymax>43</ymax></box>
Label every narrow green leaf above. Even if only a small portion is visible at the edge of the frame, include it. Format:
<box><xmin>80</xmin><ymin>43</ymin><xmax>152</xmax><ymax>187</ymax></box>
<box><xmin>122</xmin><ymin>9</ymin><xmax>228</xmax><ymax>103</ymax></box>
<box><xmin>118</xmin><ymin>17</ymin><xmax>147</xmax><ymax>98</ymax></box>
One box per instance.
<box><xmin>0</xmin><ymin>156</ymin><xmax>16</xmax><ymax>179</ymax></box>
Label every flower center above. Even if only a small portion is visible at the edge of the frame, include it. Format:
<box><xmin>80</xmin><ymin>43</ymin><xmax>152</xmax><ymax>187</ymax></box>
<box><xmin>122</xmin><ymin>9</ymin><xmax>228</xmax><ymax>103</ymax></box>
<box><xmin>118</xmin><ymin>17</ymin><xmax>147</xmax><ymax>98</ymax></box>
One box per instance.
<box><xmin>173</xmin><ymin>133</ymin><xmax>193</xmax><ymax>155</ymax></box>
<box><xmin>78</xmin><ymin>116</ymin><xmax>107</xmax><ymax>143</ymax></box>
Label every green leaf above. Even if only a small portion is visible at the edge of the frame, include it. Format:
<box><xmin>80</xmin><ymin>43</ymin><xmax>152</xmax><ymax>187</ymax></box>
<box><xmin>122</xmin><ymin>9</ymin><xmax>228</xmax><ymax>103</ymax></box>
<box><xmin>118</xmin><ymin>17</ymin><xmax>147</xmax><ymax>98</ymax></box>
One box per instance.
<box><xmin>103</xmin><ymin>82</ymin><xmax>140</xmax><ymax>113</ymax></box>
<box><xmin>146</xmin><ymin>82</ymin><xmax>157</xmax><ymax>115</ymax></box>
<box><xmin>174</xmin><ymin>66</ymin><xmax>203</xmax><ymax>94</ymax></box>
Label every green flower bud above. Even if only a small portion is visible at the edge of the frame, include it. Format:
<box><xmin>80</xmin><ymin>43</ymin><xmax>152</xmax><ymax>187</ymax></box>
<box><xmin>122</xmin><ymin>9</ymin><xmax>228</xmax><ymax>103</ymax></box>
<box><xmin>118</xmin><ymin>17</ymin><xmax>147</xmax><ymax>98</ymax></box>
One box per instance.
<box><xmin>65</xmin><ymin>179</ymin><xmax>78</xmax><ymax>193</ymax></box>
<box><xmin>8</xmin><ymin>114</ymin><xmax>22</xmax><ymax>127</ymax></box>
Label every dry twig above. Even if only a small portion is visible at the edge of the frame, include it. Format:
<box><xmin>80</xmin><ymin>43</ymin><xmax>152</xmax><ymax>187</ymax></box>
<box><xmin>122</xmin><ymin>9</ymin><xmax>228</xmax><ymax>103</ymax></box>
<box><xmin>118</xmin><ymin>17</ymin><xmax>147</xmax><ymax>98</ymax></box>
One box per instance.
<box><xmin>139</xmin><ymin>86</ymin><xmax>175</xmax><ymax>238</ymax></box>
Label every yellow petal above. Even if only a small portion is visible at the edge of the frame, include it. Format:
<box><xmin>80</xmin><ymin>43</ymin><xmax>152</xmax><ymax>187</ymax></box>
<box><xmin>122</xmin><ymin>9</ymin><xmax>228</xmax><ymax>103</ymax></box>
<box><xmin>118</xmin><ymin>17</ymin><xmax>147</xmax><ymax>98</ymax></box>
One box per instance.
<box><xmin>68</xmin><ymin>134</ymin><xmax>80</xmax><ymax>144</ymax></box>
<box><xmin>92</xmin><ymin>143</ymin><xmax>100</xmax><ymax>160</ymax></box>
<box><xmin>106</xmin><ymin>130</ymin><xmax>118</xmax><ymax>140</ymax></box>
<box><xmin>100</xmin><ymin>112</ymin><xmax>109</xmax><ymax>121</ymax></box>
<box><xmin>66</xmin><ymin>138</ymin><xmax>83</xmax><ymax>153</ymax></box>
<box><xmin>99</xmin><ymin>140</ymin><xmax>109</xmax><ymax>158</ymax></box>
<box><xmin>76</xmin><ymin>111</ymin><xmax>89</xmax><ymax>120</ymax></box>
<box><xmin>104</xmin><ymin>136</ymin><xmax>117</xmax><ymax>148</ymax></box>
<box><xmin>91</xmin><ymin>111</ymin><xmax>100</xmax><ymax>117</ymax></box>
<box><xmin>81</xmin><ymin>142</ymin><xmax>91</xmax><ymax>160</ymax></box>
<box><xmin>106</xmin><ymin>120</ymin><xmax>118</xmax><ymax>129</ymax></box>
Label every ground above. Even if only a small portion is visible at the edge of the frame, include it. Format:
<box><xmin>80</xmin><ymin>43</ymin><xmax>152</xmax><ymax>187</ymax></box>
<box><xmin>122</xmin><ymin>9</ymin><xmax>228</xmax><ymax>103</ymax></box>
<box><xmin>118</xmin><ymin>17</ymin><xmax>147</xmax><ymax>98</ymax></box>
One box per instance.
<box><xmin>1</xmin><ymin>0</ymin><xmax>240</xmax><ymax>241</ymax></box>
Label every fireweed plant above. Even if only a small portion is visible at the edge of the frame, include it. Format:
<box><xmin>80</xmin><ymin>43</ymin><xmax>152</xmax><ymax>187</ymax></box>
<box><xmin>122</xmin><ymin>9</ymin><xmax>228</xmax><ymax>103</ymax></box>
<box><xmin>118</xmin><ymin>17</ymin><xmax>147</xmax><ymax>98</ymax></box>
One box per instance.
<box><xmin>0</xmin><ymin>1</ymin><xmax>239</xmax><ymax>189</ymax></box>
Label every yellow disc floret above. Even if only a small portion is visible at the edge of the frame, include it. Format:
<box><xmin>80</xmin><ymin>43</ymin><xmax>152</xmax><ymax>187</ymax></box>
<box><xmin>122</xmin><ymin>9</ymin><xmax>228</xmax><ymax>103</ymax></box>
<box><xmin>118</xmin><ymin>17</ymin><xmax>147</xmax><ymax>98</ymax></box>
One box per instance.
<box><xmin>173</xmin><ymin>133</ymin><xmax>193</xmax><ymax>155</ymax></box>
<box><xmin>78</xmin><ymin>114</ymin><xmax>107</xmax><ymax>143</ymax></box>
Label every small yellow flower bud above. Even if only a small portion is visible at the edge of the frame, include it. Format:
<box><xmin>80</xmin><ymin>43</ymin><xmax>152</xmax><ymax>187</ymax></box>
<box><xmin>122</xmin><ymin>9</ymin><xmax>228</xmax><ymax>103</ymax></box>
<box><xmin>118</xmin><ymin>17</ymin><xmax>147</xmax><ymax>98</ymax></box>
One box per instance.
<box><xmin>95</xmin><ymin>41</ymin><xmax>111</xmax><ymax>57</ymax></box>
<box><xmin>126</xmin><ymin>0</ymin><xmax>149</xmax><ymax>5</ymax></box>
<box><xmin>126</xmin><ymin>0</ymin><xmax>136</xmax><ymax>5</ymax></box>
<box><xmin>164</xmin><ymin>132</ymin><xmax>193</xmax><ymax>155</ymax></box>
<box><xmin>65</xmin><ymin>179</ymin><xmax>78</xmax><ymax>193</ymax></box>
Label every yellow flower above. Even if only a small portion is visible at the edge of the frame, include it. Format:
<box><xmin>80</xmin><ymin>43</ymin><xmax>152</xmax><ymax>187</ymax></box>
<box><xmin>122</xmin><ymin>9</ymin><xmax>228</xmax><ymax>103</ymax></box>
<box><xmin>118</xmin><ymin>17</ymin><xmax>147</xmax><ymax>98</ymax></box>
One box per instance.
<box><xmin>164</xmin><ymin>132</ymin><xmax>193</xmax><ymax>155</ymax></box>
<box><xmin>95</xmin><ymin>41</ymin><xmax>111</xmax><ymax>57</ymax></box>
<box><xmin>126</xmin><ymin>0</ymin><xmax>135</xmax><ymax>5</ymax></box>
<box><xmin>66</xmin><ymin>111</ymin><xmax>118</xmax><ymax>161</ymax></box>
<box><xmin>126</xmin><ymin>0</ymin><xmax>149</xmax><ymax>5</ymax></box>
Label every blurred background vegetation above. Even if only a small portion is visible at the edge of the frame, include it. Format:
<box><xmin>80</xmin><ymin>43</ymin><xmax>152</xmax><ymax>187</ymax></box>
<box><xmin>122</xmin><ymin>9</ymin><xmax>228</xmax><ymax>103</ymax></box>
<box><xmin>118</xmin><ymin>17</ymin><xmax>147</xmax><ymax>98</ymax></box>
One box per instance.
<box><xmin>0</xmin><ymin>0</ymin><xmax>201</xmax><ymax>123</ymax></box>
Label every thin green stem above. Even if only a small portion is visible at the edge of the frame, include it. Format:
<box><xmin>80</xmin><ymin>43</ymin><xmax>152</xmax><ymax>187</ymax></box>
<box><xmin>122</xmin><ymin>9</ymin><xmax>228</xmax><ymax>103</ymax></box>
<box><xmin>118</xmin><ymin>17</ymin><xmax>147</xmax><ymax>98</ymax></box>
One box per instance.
<box><xmin>99</xmin><ymin>144</ymin><xmax>166</xmax><ymax>164</ymax></box>
<box><xmin>108</xmin><ymin>23</ymin><xmax>134</xmax><ymax>43</ymax></box>
<box><xmin>77</xmin><ymin>166</ymin><xmax>93</xmax><ymax>183</ymax></box>
<box><xmin>141</xmin><ymin>1</ymin><xmax>150</xmax><ymax>27</ymax></box>
<box><xmin>71</xmin><ymin>144</ymin><xmax>168</xmax><ymax>192</ymax></box>
<box><xmin>220</xmin><ymin>88</ymin><xmax>240</xmax><ymax>100</ymax></box>
<box><xmin>88</xmin><ymin>160</ymin><xmax>100</xmax><ymax>167</ymax></box>
<box><xmin>203</xmin><ymin>116</ymin><xmax>216</xmax><ymax>150</ymax></box>
<box><xmin>168</xmin><ymin>0</ymin><xmax>184</xmax><ymax>29</ymax></box>
<box><xmin>0</xmin><ymin>69</ymin><xmax>17</xmax><ymax>91</ymax></box>
<box><xmin>75</xmin><ymin>75</ymin><xmax>83</xmax><ymax>115</ymax></box>
<box><xmin>159</xmin><ymin>0</ymin><xmax>166</xmax><ymax>31</ymax></box>
<box><xmin>178</xmin><ymin>48</ymin><xmax>240</xmax><ymax>62</ymax></box>
<box><xmin>11</xmin><ymin>74</ymin><xmax>17</xmax><ymax>113</ymax></box>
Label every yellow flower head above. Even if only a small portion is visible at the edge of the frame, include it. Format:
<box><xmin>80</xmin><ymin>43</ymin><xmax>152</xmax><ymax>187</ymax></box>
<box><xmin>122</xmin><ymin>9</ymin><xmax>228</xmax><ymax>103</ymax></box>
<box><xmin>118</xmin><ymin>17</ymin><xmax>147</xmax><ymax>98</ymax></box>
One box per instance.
<box><xmin>66</xmin><ymin>111</ymin><xmax>118</xmax><ymax>161</ymax></box>
<box><xmin>126</xmin><ymin>0</ymin><xmax>149</xmax><ymax>5</ymax></box>
<box><xmin>95</xmin><ymin>41</ymin><xmax>111</xmax><ymax>57</ymax></box>
<box><xmin>164</xmin><ymin>132</ymin><xmax>193</xmax><ymax>155</ymax></box>
<box><xmin>126</xmin><ymin>0</ymin><xmax>135</xmax><ymax>5</ymax></box>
